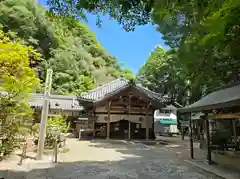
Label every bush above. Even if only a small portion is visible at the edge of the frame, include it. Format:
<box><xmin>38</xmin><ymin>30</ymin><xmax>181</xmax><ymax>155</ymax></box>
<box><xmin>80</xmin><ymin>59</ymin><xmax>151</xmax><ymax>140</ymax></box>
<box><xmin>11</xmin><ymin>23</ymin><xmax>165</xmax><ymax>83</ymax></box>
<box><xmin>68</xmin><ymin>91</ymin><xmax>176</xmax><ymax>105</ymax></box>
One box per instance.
<box><xmin>33</xmin><ymin>115</ymin><xmax>69</xmax><ymax>149</ymax></box>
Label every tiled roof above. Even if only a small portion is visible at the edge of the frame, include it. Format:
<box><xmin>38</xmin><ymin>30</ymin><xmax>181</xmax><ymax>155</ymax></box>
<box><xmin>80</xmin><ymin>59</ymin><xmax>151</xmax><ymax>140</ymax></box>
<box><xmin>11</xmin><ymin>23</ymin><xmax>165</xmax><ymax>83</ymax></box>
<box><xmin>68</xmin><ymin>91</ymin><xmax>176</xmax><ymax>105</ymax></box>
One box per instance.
<box><xmin>49</xmin><ymin>95</ymin><xmax>82</xmax><ymax>110</ymax></box>
<box><xmin>179</xmin><ymin>83</ymin><xmax>240</xmax><ymax>113</ymax></box>
<box><xmin>3</xmin><ymin>78</ymin><xmax>169</xmax><ymax>110</ymax></box>
<box><xmin>134</xmin><ymin>84</ymin><xmax>169</xmax><ymax>102</ymax></box>
<box><xmin>30</xmin><ymin>93</ymin><xmax>83</xmax><ymax>111</ymax></box>
<box><xmin>79</xmin><ymin>78</ymin><xmax>129</xmax><ymax>102</ymax></box>
<box><xmin>79</xmin><ymin>77</ymin><xmax>169</xmax><ymax>103</ymax></box>
<box><xmin>29</xmin><ymin>93</ymin><xmax>44</xmax><ymax>107</ymax></box>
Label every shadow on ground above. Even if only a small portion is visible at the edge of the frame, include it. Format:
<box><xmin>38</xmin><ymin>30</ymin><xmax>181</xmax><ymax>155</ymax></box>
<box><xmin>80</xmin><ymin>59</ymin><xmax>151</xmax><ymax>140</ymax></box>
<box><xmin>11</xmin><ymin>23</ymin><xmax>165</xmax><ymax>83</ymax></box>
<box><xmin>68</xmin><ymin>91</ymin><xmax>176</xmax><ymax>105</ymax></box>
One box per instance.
<box><xmin>3</xmin><ymin>139</ymin><xmax>221</xmax><ymax>179</ymax></box>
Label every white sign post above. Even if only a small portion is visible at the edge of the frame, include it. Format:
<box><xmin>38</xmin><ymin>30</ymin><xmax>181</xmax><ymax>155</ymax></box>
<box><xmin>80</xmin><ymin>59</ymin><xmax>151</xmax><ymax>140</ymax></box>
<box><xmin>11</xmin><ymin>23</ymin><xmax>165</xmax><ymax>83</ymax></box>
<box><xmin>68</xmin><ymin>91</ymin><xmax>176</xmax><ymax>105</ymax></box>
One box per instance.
<box><xmin>36</xmin><ymin>69</ymin><xmax>53</xmax><ymax>160</ymax></box>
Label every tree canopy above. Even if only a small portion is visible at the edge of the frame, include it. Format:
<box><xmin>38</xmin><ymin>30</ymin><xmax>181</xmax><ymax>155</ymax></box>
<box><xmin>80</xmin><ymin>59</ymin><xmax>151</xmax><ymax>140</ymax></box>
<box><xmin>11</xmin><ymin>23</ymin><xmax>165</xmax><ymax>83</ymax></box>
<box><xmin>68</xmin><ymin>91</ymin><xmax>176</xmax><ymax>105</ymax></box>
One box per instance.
<box><xmin>106</xmin><ymin>0</ymin><xmax>240</xmax><ymax>104</ymax></box>
<box><xmin>137</xmin><ymin>46</ymin><xmax>186</xmax><ymax>104</ymax></box>
<box><xmin>0</xmin><ymin>0</ymin><xmax>134</xmax><ymax>95</ymax></box>
<box><xmin>2</xmin><ymin>0</ymin><xmax>240</xmax><ymax>103</ymax></box>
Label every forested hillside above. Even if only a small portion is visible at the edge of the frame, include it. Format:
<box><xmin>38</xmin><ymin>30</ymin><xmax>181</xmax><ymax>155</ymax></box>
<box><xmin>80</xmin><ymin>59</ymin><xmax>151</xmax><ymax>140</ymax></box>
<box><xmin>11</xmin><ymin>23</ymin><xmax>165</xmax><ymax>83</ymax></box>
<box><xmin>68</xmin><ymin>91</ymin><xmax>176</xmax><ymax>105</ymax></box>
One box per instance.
<box><xmin>0</xmin><ymin>0</ymin><xmax>133</xmax><ymax>95</ymax></box>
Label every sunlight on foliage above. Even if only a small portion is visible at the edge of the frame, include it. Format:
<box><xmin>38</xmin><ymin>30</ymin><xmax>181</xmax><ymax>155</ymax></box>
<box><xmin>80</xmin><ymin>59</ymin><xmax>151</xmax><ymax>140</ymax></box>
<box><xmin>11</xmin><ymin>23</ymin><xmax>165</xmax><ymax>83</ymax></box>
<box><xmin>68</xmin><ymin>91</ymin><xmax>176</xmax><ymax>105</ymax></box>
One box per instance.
<box><xmin>33</xmin><ymin>115</ymin><xmax>69</xmax><ymax>149</ymax></box>
<box><xmin>0</xmin><ymin>29</ymin><xmax>40</xmax><ymax>157</ymax></box>
<box><xmin>0</xmin><ymin>0</ymin><xmax>134</xmax><ymax>96</ymax></box>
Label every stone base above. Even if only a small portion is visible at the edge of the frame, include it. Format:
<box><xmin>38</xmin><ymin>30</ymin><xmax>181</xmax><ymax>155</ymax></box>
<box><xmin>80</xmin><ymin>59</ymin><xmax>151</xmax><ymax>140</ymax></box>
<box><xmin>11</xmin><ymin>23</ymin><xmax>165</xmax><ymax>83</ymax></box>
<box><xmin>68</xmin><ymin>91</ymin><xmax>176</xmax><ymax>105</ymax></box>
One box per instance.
<box><xmin>212</xmin><ymin>151</ymin><xmax>240</xmax><ymax>170</ymax></box>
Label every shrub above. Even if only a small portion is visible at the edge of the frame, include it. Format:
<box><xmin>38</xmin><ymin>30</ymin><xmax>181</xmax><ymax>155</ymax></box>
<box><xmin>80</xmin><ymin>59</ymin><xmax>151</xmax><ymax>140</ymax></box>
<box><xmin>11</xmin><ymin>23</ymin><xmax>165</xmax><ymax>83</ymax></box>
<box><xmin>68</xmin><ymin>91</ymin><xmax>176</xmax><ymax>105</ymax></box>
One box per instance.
<box><xmin>33</xmin><ymin>115</ymin><xmax>69</xmax><ymax>149</ymax></box>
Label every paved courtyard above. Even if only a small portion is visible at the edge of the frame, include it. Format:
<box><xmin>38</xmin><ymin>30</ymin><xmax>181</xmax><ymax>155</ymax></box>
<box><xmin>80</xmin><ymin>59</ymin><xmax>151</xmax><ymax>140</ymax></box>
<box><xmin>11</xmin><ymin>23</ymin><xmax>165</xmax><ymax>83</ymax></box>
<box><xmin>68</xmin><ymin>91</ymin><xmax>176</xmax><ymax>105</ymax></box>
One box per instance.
<box><xmin>5</xmin><ymin>138</ymin><xmax>222</xmax><ymax>179</ymax></box>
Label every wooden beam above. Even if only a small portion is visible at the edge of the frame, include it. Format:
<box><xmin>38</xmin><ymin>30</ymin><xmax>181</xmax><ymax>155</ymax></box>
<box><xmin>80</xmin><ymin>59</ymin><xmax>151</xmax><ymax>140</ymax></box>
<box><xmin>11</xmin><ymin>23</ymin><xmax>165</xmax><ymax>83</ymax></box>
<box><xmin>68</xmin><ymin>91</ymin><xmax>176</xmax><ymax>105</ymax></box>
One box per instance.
<box><xmin>110</xmin><ymin>107</ymin><xmax>147</xmax><ymax>112</ymax></box>
<box><xmin>110</xmin><ymin>100</ymin><xmax>146</xmax><ymax>107</ymax></box>
<box><xmin>232</xmin><ymin>119</ymin><xmax>237</xmax><ymax>145</ymax></box>
<box><xmin>145</xmin><ymin>103</ymin><xmax>151</xmax><ymax>140</ymax></box>
<box><xmin>93</xmin><ymin>111</ymin><xmax>154</xmax><ymax>116</ymax></box>
<box><xmin>212</xmin><ymin>113</ymin><xmax>240</xmax><ymax>119</ymax></box>
<box><xmin>106</xmin><ymin>100</ymin><xmax>112</xmax><ymax>139</ymax></box>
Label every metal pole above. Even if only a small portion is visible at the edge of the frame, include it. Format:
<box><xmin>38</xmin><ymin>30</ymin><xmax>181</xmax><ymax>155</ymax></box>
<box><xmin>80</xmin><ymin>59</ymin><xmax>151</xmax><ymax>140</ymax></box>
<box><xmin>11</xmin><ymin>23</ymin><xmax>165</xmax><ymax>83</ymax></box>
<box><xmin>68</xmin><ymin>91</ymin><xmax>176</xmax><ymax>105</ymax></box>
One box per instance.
<box><xmin>36</xmin><ymin>69</ymin><xmax>53</xmax><ymax>160</ymax></box>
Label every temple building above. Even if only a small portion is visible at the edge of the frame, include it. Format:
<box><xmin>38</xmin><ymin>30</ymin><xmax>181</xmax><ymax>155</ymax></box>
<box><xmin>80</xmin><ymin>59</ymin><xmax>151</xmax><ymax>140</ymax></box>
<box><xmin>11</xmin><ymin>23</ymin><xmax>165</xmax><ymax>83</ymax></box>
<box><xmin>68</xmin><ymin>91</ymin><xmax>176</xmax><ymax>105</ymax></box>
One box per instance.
<box><xmin>76</xmin><ymin>77</ymin><xmax>171</xmax><ymax>140</ymax></box>
<box><xmin>29</xmin><ymin>77</ymin><xmax>171</xmax><ymax>140</ymax></box>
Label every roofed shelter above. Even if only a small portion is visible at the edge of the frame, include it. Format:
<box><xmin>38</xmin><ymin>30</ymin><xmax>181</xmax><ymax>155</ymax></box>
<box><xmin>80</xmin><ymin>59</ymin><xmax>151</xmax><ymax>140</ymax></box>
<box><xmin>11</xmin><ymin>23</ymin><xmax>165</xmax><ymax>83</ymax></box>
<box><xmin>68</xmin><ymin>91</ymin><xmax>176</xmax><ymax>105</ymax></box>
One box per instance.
<box><xmin>179</xmin><ymin>83</ymin><xmax>240</xmax><ymax>113</ymax></box>
<box><xmin>76</xmin><ymin>77</ymin><xmax>171</xmax><ymax>140</ymax></box>
<box><xmin>178</xmin><ymin>83</ymin><xmax>240</xmax><ymax>165</ymax></box>
<box><xmin>29</xmin><ymin>93</ymin><xmax>83</xmax><ymax>132</ymax></box>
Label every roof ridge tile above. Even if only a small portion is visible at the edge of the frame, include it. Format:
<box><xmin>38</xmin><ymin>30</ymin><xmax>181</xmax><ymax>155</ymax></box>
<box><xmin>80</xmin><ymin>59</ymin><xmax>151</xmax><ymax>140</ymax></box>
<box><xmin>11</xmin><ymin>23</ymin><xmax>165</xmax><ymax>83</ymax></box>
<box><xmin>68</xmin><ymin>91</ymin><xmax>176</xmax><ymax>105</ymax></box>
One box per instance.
<box><xmin>84</xmin><ymin>77</ymin><xmax>128</xmax><ymax>93</ymax></box>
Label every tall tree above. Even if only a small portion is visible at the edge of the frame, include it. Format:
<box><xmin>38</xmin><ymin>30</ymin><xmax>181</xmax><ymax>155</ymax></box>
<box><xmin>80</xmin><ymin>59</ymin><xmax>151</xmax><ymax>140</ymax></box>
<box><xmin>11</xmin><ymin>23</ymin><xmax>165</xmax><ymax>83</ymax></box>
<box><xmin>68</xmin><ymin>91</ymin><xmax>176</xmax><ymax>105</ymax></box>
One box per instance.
<box><xmin>137</xmin><ymin>46</ymin><xmax>186</xmax><ymax>104</ymax></box>
<box><xmin>0</xmin><ymin>29</ymin><xmax>40</xmax><ymax>156</ymax></box>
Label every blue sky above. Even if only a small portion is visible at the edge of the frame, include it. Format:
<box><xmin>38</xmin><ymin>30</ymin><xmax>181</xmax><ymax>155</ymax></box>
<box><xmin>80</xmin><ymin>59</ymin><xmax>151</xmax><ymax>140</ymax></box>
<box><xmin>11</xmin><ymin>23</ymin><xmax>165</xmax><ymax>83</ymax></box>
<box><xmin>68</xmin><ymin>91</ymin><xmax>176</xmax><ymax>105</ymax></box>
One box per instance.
<box><xmin>85</xmin><ymin>15</ymin><xmax>169</xmax><ymax>74</ymax></box>
<box><xmin>39</xmin><ymin>0</ymin><xmax>168</xmax><ymax>74</ymax></box>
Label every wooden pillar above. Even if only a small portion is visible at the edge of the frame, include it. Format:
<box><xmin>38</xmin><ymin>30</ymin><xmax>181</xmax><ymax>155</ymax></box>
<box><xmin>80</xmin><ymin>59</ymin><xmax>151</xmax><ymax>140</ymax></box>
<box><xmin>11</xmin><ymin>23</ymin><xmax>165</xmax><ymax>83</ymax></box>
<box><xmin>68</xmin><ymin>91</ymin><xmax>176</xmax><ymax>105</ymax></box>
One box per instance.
<box><xmin>205</xmin><ymin>113</ymin><xmax>212</xmax><ymax>164</ymax></box>
<box><xmin>189</xmin><ymin>112</ymin><xmax>194</xmax><ymax>159</ymax></box>
<box><xmin>232</xmin><ymin>119</ymin><xmax>237</xmax><ymax>146</ymax></box>
<box><xmin>128</xmin><ymin>93</ymin><xmax>132</xmax><ymax>140</ymax></box>
<box><xmin>92</xmin><ymin>107</ymin><xmax>96</xmax><ymax>137</ymax></box>
<box><xmin>107</xmin><ymin>101</ymin><xmax>111</xmax><ymax>139</ymax></box>
<box><xmin>93</xmin><ymin>121</ymin><xmax>96</xmax><ymax>137</ymax></box>
<box><xmin>146</xmin><ymin>104</ymin><xmax>149</xmax><ymax>140</ymax></box>
<box><xmin>197</xmin><ymin>120</ymin><xmax>201</xmax><ymax>140</ymax></box>
<box><xmin>181</xmin><ymin>125</ymin><xmax>185</xmax><ymax>140</ymax></box>
<box><xmin>151</xmin><ymin>108</ymin><xmax>156</xmax><ymax>139</ymax></box>
<box><xmin>128</xmin><ymin>121</ymin><xmax>131</xmax><ymax>139</ymax></box>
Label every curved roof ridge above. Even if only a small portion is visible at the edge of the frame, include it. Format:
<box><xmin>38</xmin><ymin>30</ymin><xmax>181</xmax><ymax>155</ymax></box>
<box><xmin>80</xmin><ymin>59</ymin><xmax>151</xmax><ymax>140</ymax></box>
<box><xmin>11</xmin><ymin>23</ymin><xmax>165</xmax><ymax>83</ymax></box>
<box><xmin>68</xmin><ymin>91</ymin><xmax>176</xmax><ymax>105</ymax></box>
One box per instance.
<box><xmin>84</xmin><ymin>77</ymin><xmax>128</xmax><ymax>93</ymax></box>
<box><xmin>136</xmin><ymin>83</ymin><xmax>163</xmax><ymax>97</ymax></box>
<box><xmin>79</xmin><ymin>77</ymin><xmax>129</xmax><ymax>101</ymax></box>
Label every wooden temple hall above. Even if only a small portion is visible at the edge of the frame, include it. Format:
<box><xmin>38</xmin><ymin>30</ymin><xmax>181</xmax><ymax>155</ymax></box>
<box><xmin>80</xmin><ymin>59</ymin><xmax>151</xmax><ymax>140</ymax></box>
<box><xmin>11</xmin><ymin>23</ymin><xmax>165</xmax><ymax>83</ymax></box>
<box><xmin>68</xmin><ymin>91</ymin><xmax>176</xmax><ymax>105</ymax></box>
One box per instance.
<box><xmin>76</xmin><ymin>78</ymin><xmax>171</xmax><ymax>140</ymax></box>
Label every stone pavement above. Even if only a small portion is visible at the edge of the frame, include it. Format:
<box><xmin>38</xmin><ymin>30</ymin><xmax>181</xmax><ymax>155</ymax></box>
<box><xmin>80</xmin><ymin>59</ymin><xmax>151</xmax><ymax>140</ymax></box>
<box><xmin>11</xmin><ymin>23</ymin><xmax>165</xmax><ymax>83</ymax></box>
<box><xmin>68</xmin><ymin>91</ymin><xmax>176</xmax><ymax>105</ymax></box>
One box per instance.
<box><xmin>185</xmin><ymin>160</ymin><xmax>240</xmax><ymax>179</ymax></box>
<box><xmin>2</xmin><ymin>138</ymin><xmax>222</xmax><ymax>179</ymax></box>
<box><xmin>152</xmin><ymin>136</ymin><xmax>240</xmax><ymax>179</ymax></box>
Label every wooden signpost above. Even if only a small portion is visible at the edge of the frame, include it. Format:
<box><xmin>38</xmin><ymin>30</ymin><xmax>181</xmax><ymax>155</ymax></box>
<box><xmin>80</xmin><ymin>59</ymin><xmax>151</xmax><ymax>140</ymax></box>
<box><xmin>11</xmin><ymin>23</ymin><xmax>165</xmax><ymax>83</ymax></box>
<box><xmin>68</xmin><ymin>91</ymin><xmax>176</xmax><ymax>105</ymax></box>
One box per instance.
<box><xmin>36</xmin><ymin>69</ymin><xmax>53</xmax><ymax>160</ymax></box>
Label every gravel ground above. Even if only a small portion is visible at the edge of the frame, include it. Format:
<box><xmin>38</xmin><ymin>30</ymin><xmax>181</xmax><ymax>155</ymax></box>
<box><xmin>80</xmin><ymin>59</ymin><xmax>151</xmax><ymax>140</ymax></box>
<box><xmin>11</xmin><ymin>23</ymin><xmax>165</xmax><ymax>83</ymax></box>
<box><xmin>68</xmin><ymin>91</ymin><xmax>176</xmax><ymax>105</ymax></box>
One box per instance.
<box><xmin>3</xmin><ymin>138</ymin><xmax>222</xmax><ymax>179</ymax></box>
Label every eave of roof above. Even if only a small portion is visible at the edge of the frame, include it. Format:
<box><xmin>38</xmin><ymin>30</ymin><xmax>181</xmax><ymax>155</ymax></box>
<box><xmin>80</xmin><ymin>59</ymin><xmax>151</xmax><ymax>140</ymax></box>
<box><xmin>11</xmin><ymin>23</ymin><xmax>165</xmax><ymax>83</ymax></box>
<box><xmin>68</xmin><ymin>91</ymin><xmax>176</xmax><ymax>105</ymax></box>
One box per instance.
<box><xmin>29</xmin><ymin>93</ymin><xmax>83</xmax><ymax>111</ymax></box>
<box><xmin>78</xmin><ymin>78</ymin><xmax>170</xmax><ymax>105</ymax></box>
<box><xmin>179</xmin><ymin>83</ymin><xmax>240</xmax><ymax>113</ymax></box>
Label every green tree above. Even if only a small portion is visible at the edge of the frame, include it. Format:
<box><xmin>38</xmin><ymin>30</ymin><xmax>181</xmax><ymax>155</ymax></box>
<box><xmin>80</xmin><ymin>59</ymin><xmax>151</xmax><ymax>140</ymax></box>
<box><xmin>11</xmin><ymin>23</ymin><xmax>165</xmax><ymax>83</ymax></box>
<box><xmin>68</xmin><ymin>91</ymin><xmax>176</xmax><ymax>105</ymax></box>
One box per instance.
<box><xmin>137</xmin><ymin>46</ymin><xmax>186</xmax><ymax>104</ymax></box>
<box><xmin>0</xmin><ymin>29</ymin><xmax>40</xmax><ymax>156</ymax></box>
<box><xmin>0</xmin><ymin>0</ymin><xmax>56</xmax><ymax>57</ymax></box>
<box><xmin>49</xmin><ymin>0</ymin><xmax>240</xmax><ymax>102</ymax></box>
<box><xmin>0</xmin><ymin>0</ymin><xmax>134</xmax><ymax>95</ymax></box>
